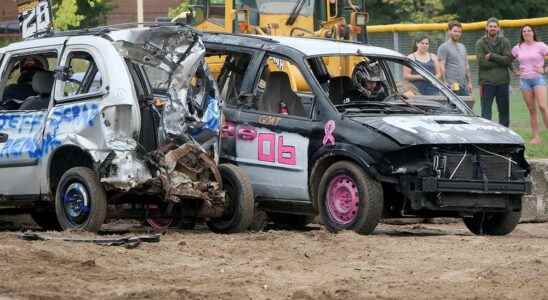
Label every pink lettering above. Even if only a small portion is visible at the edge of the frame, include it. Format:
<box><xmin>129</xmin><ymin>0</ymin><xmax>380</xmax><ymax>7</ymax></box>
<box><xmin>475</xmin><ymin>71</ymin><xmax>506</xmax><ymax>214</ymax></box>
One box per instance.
<box><xmin>258</xmin><ymin>133</ymin><xmax>275</xmax><ymax>162</ymax></box>
<box><xmin>257</xmin><ymin>133</ymin><xmax>297</xmax><ymax>165</ymax></box>
<box><xmin>277</xmin><ymin>136</ymin><xmax>296</xmax><ymax>165</ymax></box>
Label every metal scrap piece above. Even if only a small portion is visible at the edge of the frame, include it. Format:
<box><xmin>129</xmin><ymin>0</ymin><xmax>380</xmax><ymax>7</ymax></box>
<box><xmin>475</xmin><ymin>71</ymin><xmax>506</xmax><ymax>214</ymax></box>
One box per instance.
<box><xmin>17</xmin><ymin>232</ymin><xmax>161</xmax><ymax>249</ymax></box>
<box><xmin>155</xmin><ymin>143</ymin><xmax>225</xmax><ymax>217</ymax></box>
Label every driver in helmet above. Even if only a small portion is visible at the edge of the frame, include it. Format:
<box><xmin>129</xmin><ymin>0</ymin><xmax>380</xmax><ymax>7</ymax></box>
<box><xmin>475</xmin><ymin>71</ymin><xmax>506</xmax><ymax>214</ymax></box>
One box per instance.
<box><xmin>351</xmin><ymin>60</ymin><xmax>387</xmax><ymax>101</ymax></box>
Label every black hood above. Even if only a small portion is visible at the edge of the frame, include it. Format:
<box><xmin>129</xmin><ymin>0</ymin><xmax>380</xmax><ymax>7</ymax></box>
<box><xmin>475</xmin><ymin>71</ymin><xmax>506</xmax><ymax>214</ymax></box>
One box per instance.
<box><xmin>351</xmin><ymin>115</ymin><xmax>524</xmax><ymax>145</ymax></box>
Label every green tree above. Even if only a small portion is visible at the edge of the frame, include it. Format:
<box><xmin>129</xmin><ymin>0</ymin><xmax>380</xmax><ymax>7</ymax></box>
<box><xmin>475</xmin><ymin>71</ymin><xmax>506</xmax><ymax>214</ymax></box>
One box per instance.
<box><xmin>442</xmin><ymin>0</ymin><xmax>548</xmax><ymax>23</ymax></box>
<box><xmin>168</xmin><ymin>2</ymin><xmax>190</xmax><ymax>19</ymax></box>
<box><xmin>363</xmin><ymin>0</ymin><xmax>456</xmax><ymax>24</ymax></box>
<box><xmin>52</xmin><ymin>0</ymin><xmax>113</xmax><ymax>30</ymax></box>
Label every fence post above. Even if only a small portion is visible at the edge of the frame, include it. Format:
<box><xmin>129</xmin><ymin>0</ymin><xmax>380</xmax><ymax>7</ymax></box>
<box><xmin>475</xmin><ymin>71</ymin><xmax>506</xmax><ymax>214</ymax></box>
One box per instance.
<box><xmin>393</xmin><ymin>31</ymin><xmax>399</xmax><ymax>52</ymax></box>
<box><xmin>393</xmin><ymin>31</ymin><xmax>402</xmax><ymax>80</ymax></box>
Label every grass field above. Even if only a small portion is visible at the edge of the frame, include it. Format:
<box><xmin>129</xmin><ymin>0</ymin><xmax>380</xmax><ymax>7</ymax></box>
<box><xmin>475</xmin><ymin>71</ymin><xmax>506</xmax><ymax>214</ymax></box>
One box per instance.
<box><xmin>470</xmin><ymin>88</ymin><xmax>548</xmax><ymax>158</ymax></box>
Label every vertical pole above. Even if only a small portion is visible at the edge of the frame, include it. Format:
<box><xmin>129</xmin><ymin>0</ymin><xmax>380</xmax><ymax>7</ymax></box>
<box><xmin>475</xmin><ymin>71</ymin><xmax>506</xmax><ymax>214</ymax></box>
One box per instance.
<box><xmin>137</xmin><ymin>0</ymin><xmax>144</xmax><ymax>25</ymax></box>
<box><xmin>393</xmin><ymin>31</ymin><xmax>399</xmax><ymax>52</ymax></box>
<box><xmin>393</xmin><ymin>31</ymin><xmax>401</xmax><ymax>80</ymax></box>
<box><xmin>47</xmin><ymin>0</ymin><xmax>54</xmax><ymax>31</ymax></box>
<box><xmin>226</xmin><ymin>0</ymin><xmax>233</xmax><ymax>33</ymax></box>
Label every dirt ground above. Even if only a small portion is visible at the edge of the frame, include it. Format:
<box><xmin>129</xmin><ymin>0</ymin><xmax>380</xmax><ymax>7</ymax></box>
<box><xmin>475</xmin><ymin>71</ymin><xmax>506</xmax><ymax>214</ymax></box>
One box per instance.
<box><xmin>1</xmin><ymin>218</ymin><xmax>548</xmax><ymax>300</ymax></box>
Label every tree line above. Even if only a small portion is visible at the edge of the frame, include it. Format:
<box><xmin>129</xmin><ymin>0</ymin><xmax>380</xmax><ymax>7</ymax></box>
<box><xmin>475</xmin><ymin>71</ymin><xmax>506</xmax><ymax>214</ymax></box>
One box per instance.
<box><xmin>366</xmin><ymin>0</ymin><xmax>548</xmax><ymax>25</ymax></box>
<box><xmin>50</xmin><ymin>0</ymin><xmax>548</xmax><ymax>30</ymax></box>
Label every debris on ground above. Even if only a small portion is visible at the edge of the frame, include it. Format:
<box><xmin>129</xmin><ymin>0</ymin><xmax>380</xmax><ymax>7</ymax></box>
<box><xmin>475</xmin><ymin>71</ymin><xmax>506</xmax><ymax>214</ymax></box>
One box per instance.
<box><xmin>17</xmin><ymin>231</ymin><xmax>161</xmax><ymax>249</ymax></box>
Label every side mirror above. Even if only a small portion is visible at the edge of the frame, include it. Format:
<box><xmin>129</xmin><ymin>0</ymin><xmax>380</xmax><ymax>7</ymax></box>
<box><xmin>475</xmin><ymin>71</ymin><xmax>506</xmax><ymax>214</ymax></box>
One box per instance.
<box><xmin>350</xmin><ymin>12</ymin><xmax>369</xmax><ymax>26</ymax></box>
<box><xmin>236</xmin><ymin>9</ymin><xmax>249</xmax><ymax>23</ymax></box>
<box><xmin>54</xmin><ymin>66</ymin><xmax>73</xmax><ymax>81</ymax></box>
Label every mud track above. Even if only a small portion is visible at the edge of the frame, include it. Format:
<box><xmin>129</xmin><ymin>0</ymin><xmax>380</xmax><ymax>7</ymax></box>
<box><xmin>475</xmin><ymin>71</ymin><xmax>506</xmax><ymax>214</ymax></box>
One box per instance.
<box><xmin>1</xmin><ymin>218</ymin><xmax>548</xmax><ymax>299</ymax></box>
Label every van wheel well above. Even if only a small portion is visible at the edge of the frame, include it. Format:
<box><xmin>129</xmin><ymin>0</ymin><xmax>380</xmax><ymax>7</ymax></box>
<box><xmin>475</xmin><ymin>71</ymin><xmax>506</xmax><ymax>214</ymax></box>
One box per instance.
<box><xmin>49</xmin><ymin>147</ymin><xmax>95</xmax><ymax>196</ymax></box>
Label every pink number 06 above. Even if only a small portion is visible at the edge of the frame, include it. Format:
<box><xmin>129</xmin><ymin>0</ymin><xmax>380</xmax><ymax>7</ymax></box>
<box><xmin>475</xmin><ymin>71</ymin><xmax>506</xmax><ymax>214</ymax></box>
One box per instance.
<box><xmin>257</xmin><ymin>133</ymin><xmax>296</xmax><ymax>165</ymax></box>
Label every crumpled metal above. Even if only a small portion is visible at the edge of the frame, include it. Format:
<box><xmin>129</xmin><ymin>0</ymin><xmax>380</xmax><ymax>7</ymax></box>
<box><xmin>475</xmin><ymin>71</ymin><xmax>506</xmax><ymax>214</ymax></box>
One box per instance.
<box><xmin>113</xmin><ymin>27</ymin><xmax>215</xmax><ymax>145</ymax></box>
<box><xmin>153</xmin><ymin>143</ymin><xmax>225</xmax><ymax>217</ymax></box>
<box><xmin>111</xmin><ymin>26</ymin><xmax>224</xmax><ymax>217</ymax></box>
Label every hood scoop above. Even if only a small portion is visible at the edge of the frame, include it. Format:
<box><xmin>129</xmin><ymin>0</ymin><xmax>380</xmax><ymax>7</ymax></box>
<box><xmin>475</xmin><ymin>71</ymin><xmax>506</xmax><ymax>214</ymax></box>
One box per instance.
<box><xmin>434</xmin><ymin>120</ymin><xmax>468</xmax><ymax>125</ymax></box>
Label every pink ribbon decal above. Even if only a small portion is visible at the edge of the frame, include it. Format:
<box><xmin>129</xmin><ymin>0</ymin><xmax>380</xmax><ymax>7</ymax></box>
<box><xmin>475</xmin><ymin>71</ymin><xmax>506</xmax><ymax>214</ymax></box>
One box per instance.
<box><xmin>323</xmin><ymin>120</ymin><xmax>336</xmax><ymax>145</ymax></box>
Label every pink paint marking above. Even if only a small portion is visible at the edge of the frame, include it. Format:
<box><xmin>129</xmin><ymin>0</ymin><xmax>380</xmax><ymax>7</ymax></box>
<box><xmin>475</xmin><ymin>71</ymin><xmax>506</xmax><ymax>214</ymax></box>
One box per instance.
<box><xmin>277</xmin><ymin>136</ymin><xmax>296</xmax><ymax>165</ymax></box>
<box><xmin>258</xmin><ymin>133</ymin><xmax>275</xmax><ymax>162</ymax></box>
<box><xmin>323</xmin><ymin>120</ymin><xmax>336</xmax><ymax>145</ymax></box>
<box><xmin>327</xmin><ymin>175</ymin><xmax>359</xmax><ymax>225</ymax></box>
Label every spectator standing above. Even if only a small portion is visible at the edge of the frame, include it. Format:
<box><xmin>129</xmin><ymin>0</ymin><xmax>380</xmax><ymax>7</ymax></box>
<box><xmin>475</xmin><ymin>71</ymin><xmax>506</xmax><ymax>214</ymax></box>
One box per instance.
<box><xmin>475</xmin><ymin>17</ymin><xmax>513</xmax><ymax>127</ymax></box>
<box><xmin>403</xmin><ymin>35</ymin><xmax>442</xmax><ymax>95</ymax></box>
<box><xmin>512</xmin><ymin>25</ymin><xmax>548</xmax><ymax>144</ymax></box>
<box><xmin>438</xmin><ymin>21</ymin><xmax>473</xmax><ymax>96</ymax></box>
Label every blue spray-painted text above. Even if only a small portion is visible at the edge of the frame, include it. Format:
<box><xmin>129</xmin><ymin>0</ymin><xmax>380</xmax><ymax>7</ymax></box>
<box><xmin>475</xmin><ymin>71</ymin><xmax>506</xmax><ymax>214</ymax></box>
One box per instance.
<box><xmin>0</xmin><ymin>103</ymin><xmax>99</xmax><ymax>159</ymax></box>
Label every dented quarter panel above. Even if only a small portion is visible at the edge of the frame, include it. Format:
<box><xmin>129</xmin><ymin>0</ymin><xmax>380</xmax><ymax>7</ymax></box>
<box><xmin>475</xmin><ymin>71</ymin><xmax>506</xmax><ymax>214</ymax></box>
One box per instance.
<box><xmin>352</xmin><ymin>115</ymin><xmax>524</xmax><ymax>145</ymax></box>
<box><xmin>58</xmin><ymin>36</ymin><xmax>141</xmax><ymax>136</ymax></box>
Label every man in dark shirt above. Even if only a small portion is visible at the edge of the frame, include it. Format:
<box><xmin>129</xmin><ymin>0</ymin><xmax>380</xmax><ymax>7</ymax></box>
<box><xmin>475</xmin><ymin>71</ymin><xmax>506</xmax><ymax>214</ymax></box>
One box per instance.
<box><xmin>475</xmin><ymin>17</ymin><xmax>513</xmax><ymax>127</ymax></box>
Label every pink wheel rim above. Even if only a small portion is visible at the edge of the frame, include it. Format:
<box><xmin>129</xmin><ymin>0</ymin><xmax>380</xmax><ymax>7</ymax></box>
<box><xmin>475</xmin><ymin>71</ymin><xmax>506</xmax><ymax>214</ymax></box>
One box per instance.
<box><xmin>145</xmin><ymin>206</ymin><xmax>173</xmax><ymax>231</ymax></box>
<box><xmin>146</xmin><ymin>217</ymin><xmax>173</xmax><ymax>231</ymax></box>
<box><xmin>326</xmin><ymin>174</ymin><xmax>359</xmax><ymax>225</ymax></box>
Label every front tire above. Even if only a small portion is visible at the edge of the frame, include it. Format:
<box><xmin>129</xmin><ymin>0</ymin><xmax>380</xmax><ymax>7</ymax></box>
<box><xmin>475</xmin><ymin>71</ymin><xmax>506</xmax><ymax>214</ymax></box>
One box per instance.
<box><xmin>54</xmin><ymin>167</ymin><xmax>107</xmax><ymax>232</ymax></box>
<box><xmin>463</xmin><ymin>210</ymin><xmax>521</xmax><ymax>236</ymax></box>
<box><xmin>318</xmin><ymin>161</ymin><xmax>383</xmax><ymax>235</ymax></box>
<box><xmin>207</xmin><ymin>164</ymin><xmax>254</xmax><ymax>233</ymax></box>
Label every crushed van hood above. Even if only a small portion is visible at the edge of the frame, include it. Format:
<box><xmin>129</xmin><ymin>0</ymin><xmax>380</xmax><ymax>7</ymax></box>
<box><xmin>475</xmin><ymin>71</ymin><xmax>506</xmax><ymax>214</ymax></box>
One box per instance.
<box><xmin>351</xmin><ymin>115</ymin><xmax>524</xmax><ymax>145</ymax></box>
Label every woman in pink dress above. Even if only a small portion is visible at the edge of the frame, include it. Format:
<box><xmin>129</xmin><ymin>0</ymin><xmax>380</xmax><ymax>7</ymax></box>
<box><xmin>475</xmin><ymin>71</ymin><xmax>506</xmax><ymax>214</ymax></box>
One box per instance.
<box><xmin>512</xmin><ymin>25</ymin><xmax>548</xmax><ymax>144</ymax></box>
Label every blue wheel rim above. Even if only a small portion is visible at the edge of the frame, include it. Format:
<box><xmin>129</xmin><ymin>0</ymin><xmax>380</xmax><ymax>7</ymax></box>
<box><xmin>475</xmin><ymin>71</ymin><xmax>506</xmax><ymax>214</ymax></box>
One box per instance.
<box><xmin>63</xmin><ymin>182</ymin><xmax>91</xmax><ymax>226</ymax></box>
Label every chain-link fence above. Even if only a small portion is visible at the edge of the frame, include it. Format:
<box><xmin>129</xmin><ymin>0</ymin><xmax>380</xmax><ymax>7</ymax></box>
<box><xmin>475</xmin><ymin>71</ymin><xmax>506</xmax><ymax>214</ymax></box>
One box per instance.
<box><xmin>368</xmin><ymin>18</ymin><xmax>548</xmax><ymax>89</ymax></box>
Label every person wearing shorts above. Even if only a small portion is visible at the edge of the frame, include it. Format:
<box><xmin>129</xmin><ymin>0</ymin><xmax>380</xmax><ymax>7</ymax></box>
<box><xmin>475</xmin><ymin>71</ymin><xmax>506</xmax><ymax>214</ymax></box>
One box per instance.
<box><xmin>512</xmin><ymin>25</ymin><xmax>548</xmax><ymax>144</ymax></box>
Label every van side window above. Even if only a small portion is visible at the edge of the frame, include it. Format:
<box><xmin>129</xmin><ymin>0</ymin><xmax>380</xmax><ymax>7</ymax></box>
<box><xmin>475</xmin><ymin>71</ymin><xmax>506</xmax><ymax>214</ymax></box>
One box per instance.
<box><xmin>253</xmin><ymin>55</ymin><xmax>312</xmax><ymax>118</ymax></box>
<box><xmin>209</xmin><ymin>51</ymin><xmax>252</xmax><ymax>106</ymax></box>
<box><xmin>59</xmin><ymin>51</ymin><xmax>102</xmax><ymax>98</ymax></box>
<box><xmin>0</xmin><ymin>52</ymin><xmax>58</xmax><ymax>110</ymax></box>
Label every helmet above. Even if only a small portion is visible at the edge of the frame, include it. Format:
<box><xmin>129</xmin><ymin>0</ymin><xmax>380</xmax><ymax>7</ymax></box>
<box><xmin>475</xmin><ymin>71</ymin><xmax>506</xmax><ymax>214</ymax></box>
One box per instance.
<box><xmin>20</xmin><ymin>56</ymin><xmax>46</xmax><ymax>72</ymax></box>
<box><xmin>18</xmin><ymin>56</ymin><xmax>47</xmax><ymax>83</ymax></box>
<box><xmin>352</xmin><ymin>61</ymin><xmax>385</xmax><ymax>96</ymax></box>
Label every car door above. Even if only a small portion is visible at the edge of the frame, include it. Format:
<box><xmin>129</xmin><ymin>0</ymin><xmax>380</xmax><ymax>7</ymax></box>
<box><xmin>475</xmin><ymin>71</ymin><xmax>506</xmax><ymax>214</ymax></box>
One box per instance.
<box><xmin>0</xmin><ymin>47</ymin><xmax>61</xmax><ymax>196</ymax></box>
<box><xmin>46</xmin><ymin>45</ymin><xmax>106</xmax><ymax>156</ymax></box>
<box><xmin>225</xmin><ymin>53</ymin><xmax>316</xmax><ymax>201</ymax></box>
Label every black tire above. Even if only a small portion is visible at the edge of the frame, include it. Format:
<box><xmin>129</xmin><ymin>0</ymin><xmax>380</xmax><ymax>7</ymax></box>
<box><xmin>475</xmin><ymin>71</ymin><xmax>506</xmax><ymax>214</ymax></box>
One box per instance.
<box><xmin>54</xmin><ymin>167</ymin><xmax>107</xmax><ymax>232</ymax></box>
<box><xmin>463</xmin><ymin>210</ymin><xmax>521</xmax><ymax>236</ymax></box>
<box><xmin>268</xmin><ymin>212</ymin><xmax>314</xmax><ymax>230</ymax></box>
<box><xmin>177</xmin><ymin>217</ymin><xmax>197</xmax><ymax>230</ymax></box>
<box><xmin>30</xmin><ymin>207</ymin><xmax>61</xmax><ymax>231</ymax></box>
<box><xmin>249</xmin><ymin>208</ymin><xmax>269</xmax><ymax>232</ymax></box>
<box><xmin>207</xmin><ymin>164</ymin><xmax>254</xmax><ymax>233</ymax></box>
<box><xmin>318</xmin><ymin>161</ymin><xmax>383</xmax><ymax>235</ymax></box>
